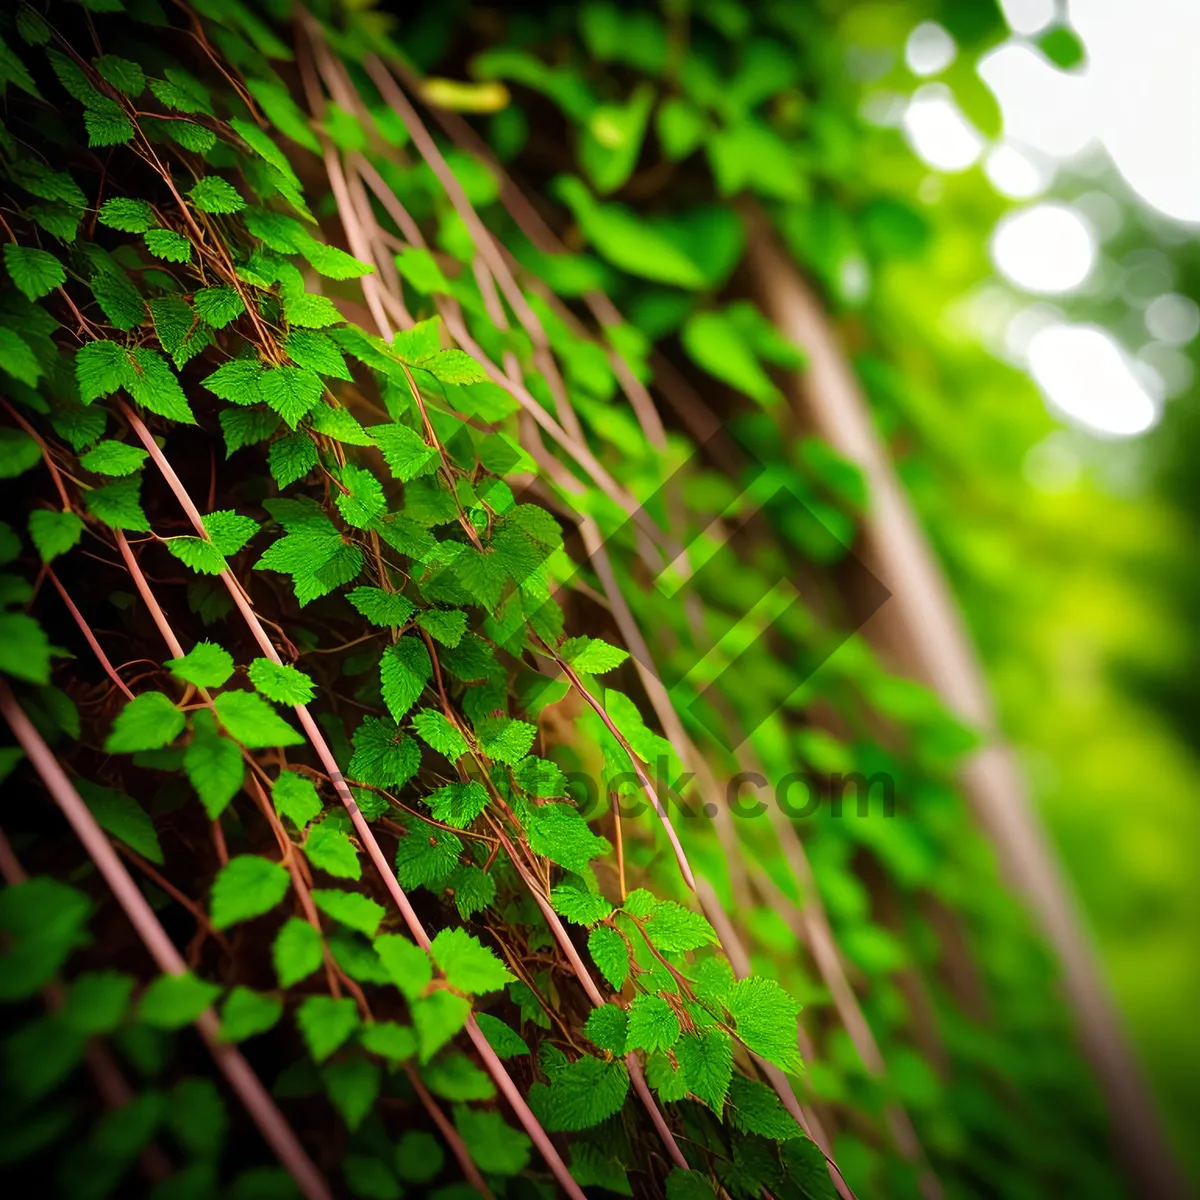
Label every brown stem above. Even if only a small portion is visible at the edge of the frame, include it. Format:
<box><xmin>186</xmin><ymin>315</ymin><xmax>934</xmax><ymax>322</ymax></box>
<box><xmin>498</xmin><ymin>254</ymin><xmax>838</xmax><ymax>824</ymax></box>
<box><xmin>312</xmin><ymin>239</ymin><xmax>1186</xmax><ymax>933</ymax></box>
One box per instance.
<box><xmin>45</xmin><ymin>567</ymin><xmax>134</xmax><ymax>699</ymax></box>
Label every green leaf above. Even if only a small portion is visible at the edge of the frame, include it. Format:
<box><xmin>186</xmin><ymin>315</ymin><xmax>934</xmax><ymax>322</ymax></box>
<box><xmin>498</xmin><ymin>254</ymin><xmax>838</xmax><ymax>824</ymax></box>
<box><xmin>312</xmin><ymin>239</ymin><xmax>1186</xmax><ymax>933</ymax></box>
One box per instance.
<box><xmin>150</xmin><ymin>68</ymin><xmax>213</xmax><ymax>115</ymax></box>
<box><xmin>581</xmin><ymin>82</ymin><xmax>655</xmax><ymax>193</ymax></box>
<box><xmin>561</xmin><ymin>635</ymin><xmax>629</xmax><ymax>674</ymax></box>
<box><xmin>550</xmin><ymin>882</ymin><xmax>613</xmax><ymax>926</ymax></box>
<box><xmin>322</xmin><ymin>1057</ymin><xmax>380</xmax><ymax>1131</ymax></box>
<box><xmin>584</xmin><ymin>1003</ymin><xmax>628</xmax><ymax>1054</ymax></box>
<box><xmin>144</xmin><ymin>228</ymin><xmax>193</xmax><ymax>264</ymax></box>
<box><xmin>424</xmin><ymin>780</ymin><xmax>489</xmax><ymax>829</ymax></box>
<box><xmin>373</xmin><ymin>934</ymin><xmax>432</xmax><ymax>1002</ymax></box>
<box><xmin>285</xmin><ymin>330</ymin><xmax>352</xmax><ymax>379</ymax></box>
<box><xmin>305</xmin><ymin>815</ymin><xmax>362</xmax><ymax>879</ymax></box>
<box><xmin>52</xmin><ymin>407</ymin><xmax>106</xmax><ymax>452</ymax></box>
<box><xmin>90</xmin><ymin>265</ymin><xmax>145</xmax><ymax>330</ymax></box>
<box><xmin>0</xmin><ymin>876</ymin><xmax>91</xmax><ymax>1000</ymax></box>
<box><xmin>30</xmin><ymin>202</ymin><xmax>83</xmax><ymax>242</ymax></box>
<box><xmin>309</xmin><ymin>404</ymin><xmax>371</xmax><ymax>445</ymax></box>
<box><xmin>15</xmin><ymin>6</ymin><xmax>51</xmax><ymax>43</ymax></box>
<box><xmin>125</xmin><ymin>347</ymin><xmax>194</xmax><ymax>423</ymax></box>
<box><xmin>526</xmin><ymin>803</ymin><xmax>610</xmax><ymax>874</ymax></box>
<box><xmin>416</xmin><ymin>608</ymin><xmax>467</xmax><ymax>648</ymax></box>
<box><xmin>165</xmin><ymin>536</ymin><xmax>228</xmax><ymax>575</ymax></box>
<box><xmin>9</xmin><ymin>160</ymin><xmax>85</xmax><ymax>207</ymax></box>
<box><xmin>28</xmin><ymin>510</ymin><xmax>83</xmax><ymax>561</ymax></box>
<box><xmin>0</xmin><ymin>612</ymin><xmax>51</xmax><ymax>683</ymax></box>
<box><xmin>454</xmin><ymin>1106</ymin><xmax>531</xmax><ymax>1176</ymax></box>
<box><xmin>167</xmin><ymin>641</ymin><xmax>235</xmax><ymax>688</ymax></box>
<box><xmin>313</xmin><ymin>889</ymin><xmax>385</xmax><ymax>938</ymax></box>
<box><xmin>0</xmin><ymin>520</ymin><xmax>20</xmax><ymax>566</ymax></box>
<box><xmin>335</xmin><ymin>464</ymin><xmax>386</xmax><ymax>528</ymax></box>
<box><xmin>147</xmin><ymin>295</ymin><xmax>194</xmax><ymax>355</ymax></box>
<box><xmin>204</xmin><ymin>510</ymin><xmax>260</xmax><ymax>555</ymax></box>
<box><xmin>528</xmin><ymin>1055</ymin><xmax>630</xmax><ymax>1131</ymax></box>
<box><xmin>360</xmin><ymin>1021</ymin><xmax>418</xmax><ymax>1066</ymax></box>
<box><xmin>94</xmin><ymin>55</ymin><xmax>144</xmax><ymax>96</ymax></box>
<box><xmin>98</xmin><ymin>198</ymin><xmax>154</xmax><ymax>233</ymax></box>
<box><xmin>272</xmin><ymin>770</ymin><xmax>322</xmax><ymax>830</ymax></box>
<box><xmin>463</xmin><ymin>867</ymin><xmax>502</xmax><ymax>921</ymax></box>
<box><xmin>394</xmin><ymin>1130</ymin><xmax>445</xmax><ymax>1184</ymax></box>
<box><xmin>554</xmin><ymin>176</ymin><xmax>706</xmax><ymax>288</ymax></box>
<box><xmin>725</xmin><ymin>976</ymin><xmax>803</xmax><ymax>1074</ymax></box>
<box><xmin>163</xmin><ymin>119</ymin><xmax>217</xmax><ymax>152</ymax></box>
<box><xmin>61</xmin><ymin>971</ymin><xmax>135</xmax><ymax>1035</ymax></box>
<box><xmin>346</xmin><ymin>587</ymin><xmax>415</xmax><ymax>628</ymax></box>
<box><xmin>273</xmin><ymin>917</ymin><xmax>324</xmax><ymax>988</ymax></box>
<box><xmin>0</xmin><ymin>29</ymin><xmax>41</xmax><ymax>95</ymax></box>
<box><xmin>380</xmin><ymin>637</ymin><xmax>432</xmax><ymax>722</ymax></box>
<box><xmin>474</xmin><ymin>1012</ymin><xmax>529</xmax><ymax>1060</ymax></box>
<box><xmin>230</xmin><ymin>117</ymin><xmax>302</xmax><ymax>187</ymax></box>
<box><xmin>727</xmin><ymin>1074</ymin><xmax>804</xmax><ymax>1139</ymax></box>
<box><xmin>138</xmin><ymin>972</ymin><xmax>220</xmax><ymax>1028</ymax></box>
<box><xmin>411</xmin><ymin>709</ymin><xmax>469</xmax><ymax>761</ymax></box>
<box><xmin>626</xmin><ymin>994</ymin><xmax>681</xmax><ymax>1054</ymax></box>
<box><xmin>84</xmin><ymin>105</ymin><xmax>136</xmax><ymax>147</ymax></box>
<box><xmin>342</xmin><ymin>1155</ymin><xmax>400</xmax><ymax>1199</ymax></box>
<box><xmin>657</xmin><ymin>97</ymin><xmax>708</xmax><ymax>161</ymax></box>
<box><xmin>214</xmin><ymin>690</ymin><xmax>304</xmax><ymax>748</ymax></box>
<box><xmin>85</xmin><ymin>476</ymin><xmax>150</xmax><ymax>531</ymax></box>
<box><xmin>296</xmin><ymin>236</ymin><xmax>375</xmax><ymax>281</ymax></box>
<box><xmin>512</xmin><ymin>755</ymin><xmax>567</xmax><ymax>797</ymax></box>
<box><xmin>430</xmin><ymin>928</ymin><xmax>513</xmax><ymax>994</ymax></box>
<box><xmin>410</xmin><ymin>991</ymin><xmax>470</xmax><ymax>1063</ymax></box>
<box><xmin>3</xmin><ymin>244</ymin><xmax>63</xmax><ymax>301</ymax></box>
<box><xmin>268</xmin><ymin>430</ymin><xmax>318</xmax><ymax>487</ymax></box>
<box><xmin>677</xmin><ymin>1030</ymin><xmax>733</xmax><ymax>1113</ymax></box>
<box><xmin>420</xmin><ymin>349</ymin><xmax>488</xmax><ymax>385</ymax></box>
<box><xmin>220</xmin><ymin>986</ymin><xmax>283</xmax><ymax>1042</ymax></box>
<box><xmin>80</xmin><ymin>440</ymin><xmax>148</xmax><ymax>477</ymax></box>
<box><xmin>221</xmin><ymin>409</ymin><xmax>279</xmax><ymax>455</ymax></box>
<box><xmin>248</xmin><ymin>657</ymin><xmax>315</xmax><ymax>705</ymax></box>
<box><xmin>394</xmin><ymin>819</ymin><xmax>460</xmax><ymax>888</ymax></box>
<box><xmin>194</xmin><ymin>286</ymin><xmax>246</xmax><ymax>329</ymax></box>
<box><xmin>392</xmin><ymin>317</ymin><xmax>443</xmax><ymax>363</ymax></box>
<box><xmin>369</xmin><ymin>422</ymin><xmax>438</xmax><ymax>481</ymax></box>
<box><xmin>395</xmin><ymin>247</ymin><xmax>450</xmax><ymax>294</ymax></box>
<box><xmin>348</xmin><ymin>716</ymin><xmax>420</xmax><ymax>789</ymax></box>
<box><xmin>643</xmin><ymin>901</ymin><xmax>719</xmax><ymax>953</ymax></box>
<box><xmin>424</xmin><ymin>1053</ymin><xmax>494</xmax><ymax>1102</ymax></box>
<box><xmin>190</xmin><ymin>176</ymin><xmax>246</xmax><ymax>214</ymax></box>
<box><xmin>81</xmin><ymin>781</ymin><xmax>163</xmax><ymax>864</ymax></box>
<box><xmin>105</xmin><ymin>692</ymin><xmax>185</xmax><ymax>753</ymax></box>
<box><xmin>681</xmin><ymin>310</ymin><xmax>780</xmax><ymax>407</ymax></box>
<box><xmin>0</xmin><ymin>328</ymin><xmax>41</xmax><ymax>386</ymax></box>
<box><xmin>623</xmin><ymin>889</ymin><xmax>658</xmax><ymax>918</ymax></box>
<box><xmin>666</xmin><ymin>1170</ymin><xmax>716</xmax><ymax>1200</ymax></box>
<box><xmin>588</xmin><ymin>925</ymin><xmax>629</xmax><ymax>991</ymax></box>
<box><xmin>203</xmin><ymin>357</ymin><xmax>263</xmax><ymax>406</ymax></box>
<box><xmin>75</xmin><ymin>340</ymin><xmax>128</xmax><ymax>404</ymax></box>
<box><xmin>475</xmin><ymin>717</ymin><xmax>538</xmax><ymax>765</ymax></box>
<box><xmin>296</xmin><ymin>995</ymin><xmax>359</xmax><ymax>1063</ymax></box>
<box><xmin>185</xmin><ymin>708</ymin><xmax>244</xmax><ymax>818</ymax></box>
<box><xmin>261</xmin><ymin>365</ymin><xmax>323</xmax><ymax>428</ymax></box>
<box><xmin>284</xmin><ymin>290</ymin><xmax>342</xmax><ymax>329</ymax></box>
<box><xmin>210</xmin><ymin>855</ymin><xmax>290</xmax><ymax>929</ymax></box>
